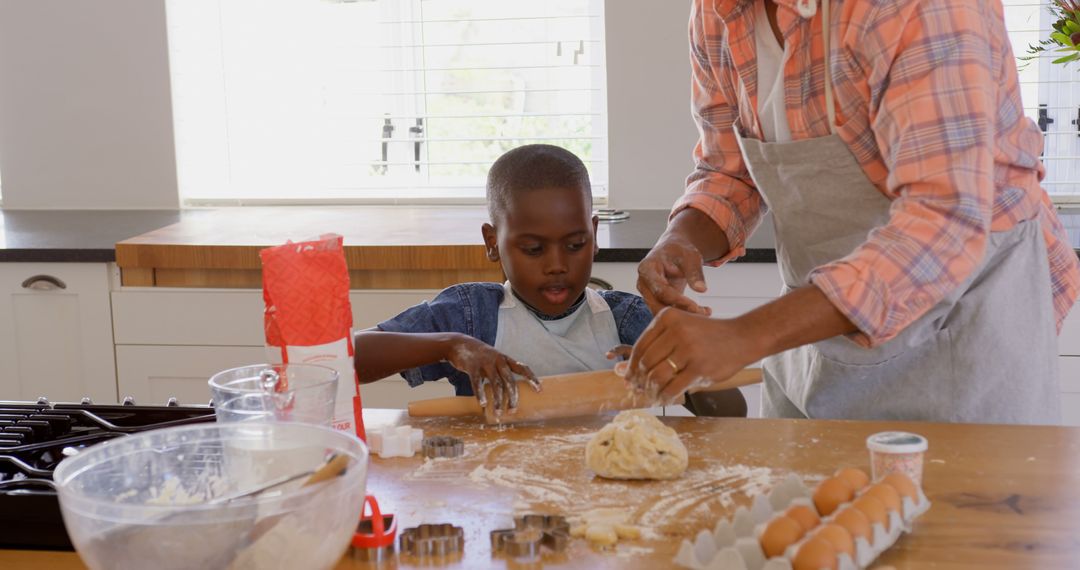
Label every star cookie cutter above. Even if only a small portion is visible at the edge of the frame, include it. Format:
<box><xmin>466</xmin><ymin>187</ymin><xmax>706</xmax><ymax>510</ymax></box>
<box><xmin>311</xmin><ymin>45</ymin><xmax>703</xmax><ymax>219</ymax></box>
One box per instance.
<box><xmin>422</xmin><ymin>435</ymin><xmax>465</xmax><ymax>459</ymax></box>
<box><xmin>490</xmin><ymin>514</ymin><xmax>570</xmax><ymax>558</ymax></box>
<box><xmin>399</xmin><ymin>523</ymin><xmax>465</xmax><ymax>558</ymax></box>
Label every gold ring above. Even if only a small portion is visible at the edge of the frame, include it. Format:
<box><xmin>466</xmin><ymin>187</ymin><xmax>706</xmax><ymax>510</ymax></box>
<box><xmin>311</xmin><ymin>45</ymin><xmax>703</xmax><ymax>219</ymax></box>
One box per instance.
<box><xmin>667</xmin><ymin>358</ymin><xmax>680</xmax><ymax>373</ymax></box>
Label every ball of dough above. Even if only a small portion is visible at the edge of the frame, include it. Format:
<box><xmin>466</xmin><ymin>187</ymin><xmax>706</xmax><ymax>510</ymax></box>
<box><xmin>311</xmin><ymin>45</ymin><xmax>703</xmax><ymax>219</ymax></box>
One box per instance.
<box><xmin>585</xmin><ymin>410</ymin><xmax>689</xmax><ymax>480</ymax></box>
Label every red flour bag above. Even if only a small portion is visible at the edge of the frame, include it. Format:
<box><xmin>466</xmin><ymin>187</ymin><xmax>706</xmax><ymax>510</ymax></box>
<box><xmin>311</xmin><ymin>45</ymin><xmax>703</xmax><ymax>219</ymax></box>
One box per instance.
<box><xmin>260</xmin><ymin>234</ymin><xmax>365</xmax><ymax>440</ymax></box>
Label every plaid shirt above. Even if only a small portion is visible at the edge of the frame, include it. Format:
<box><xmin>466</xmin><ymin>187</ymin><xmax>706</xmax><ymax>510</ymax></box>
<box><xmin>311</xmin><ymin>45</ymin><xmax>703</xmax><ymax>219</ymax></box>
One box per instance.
<box><xmin>676</xmin><ymin>0</ymin><xmax>1080</xmax><ymax>346</ymax></box>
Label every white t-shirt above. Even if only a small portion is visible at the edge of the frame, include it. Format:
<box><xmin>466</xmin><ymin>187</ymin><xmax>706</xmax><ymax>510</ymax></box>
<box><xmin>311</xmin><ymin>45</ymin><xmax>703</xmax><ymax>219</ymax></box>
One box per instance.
<box><xmin>755</xmin><ymin>0</ymin><xmax>793</xmax><ymax>143</ymax></box>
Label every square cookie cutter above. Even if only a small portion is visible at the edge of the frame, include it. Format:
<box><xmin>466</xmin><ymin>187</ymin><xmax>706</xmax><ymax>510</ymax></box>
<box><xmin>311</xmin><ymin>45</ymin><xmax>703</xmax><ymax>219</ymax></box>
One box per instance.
<box><xmin>422</xmin><ymin>435</ymin><xmax>465</xmax><ymax>459</ymax></box>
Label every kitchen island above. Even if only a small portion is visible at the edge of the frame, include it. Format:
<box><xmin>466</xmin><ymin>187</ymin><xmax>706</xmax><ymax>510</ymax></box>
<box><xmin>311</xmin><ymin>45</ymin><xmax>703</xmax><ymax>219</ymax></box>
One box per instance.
<box><xmin>4</xmin><ymin>409</ymin><xmax>1080</xmax><ymax>569</ymax></box>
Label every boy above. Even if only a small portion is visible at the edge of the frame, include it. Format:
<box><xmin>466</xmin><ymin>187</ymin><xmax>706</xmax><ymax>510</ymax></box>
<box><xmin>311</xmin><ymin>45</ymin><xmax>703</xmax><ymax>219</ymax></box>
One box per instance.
<box><xmin>355</xmin><ymin>144</ymin><xmax>747</xmax><ymax>417</ymax></box>
<box><xmin>354</xmin><ymin>144</ymin><xmax>651</xmax><ymax>414</ymax></box>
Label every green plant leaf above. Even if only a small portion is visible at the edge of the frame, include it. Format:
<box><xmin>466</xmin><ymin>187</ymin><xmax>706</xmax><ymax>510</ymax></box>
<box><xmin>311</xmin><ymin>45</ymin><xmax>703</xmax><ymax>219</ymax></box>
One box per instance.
<box><xmin>1065</xmin><ymin>20</ymin><xmax>1080</xmax><ymax>34</ymax></box>
<box><xmin>1052</xmin><ymin>31</ymin><xmax>1074</xmax><ymax>46</ymax></box>
<box><xmin>1051</xmin><ymin>52</ymin><xmax>1080</xmax><ymax>64</ymax></box>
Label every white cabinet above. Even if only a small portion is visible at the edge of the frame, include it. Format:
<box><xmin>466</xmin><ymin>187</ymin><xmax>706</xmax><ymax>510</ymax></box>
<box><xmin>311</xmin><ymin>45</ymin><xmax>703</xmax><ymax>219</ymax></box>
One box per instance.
<box><xmin>112</xmin><ymin>288</ymin><xmax>456</xmax><ymax>409</ymax></box>
<box><xmin>0</xmin><ymin>263</ymin><xmax>116</xmax><ymax>402</ymax></box>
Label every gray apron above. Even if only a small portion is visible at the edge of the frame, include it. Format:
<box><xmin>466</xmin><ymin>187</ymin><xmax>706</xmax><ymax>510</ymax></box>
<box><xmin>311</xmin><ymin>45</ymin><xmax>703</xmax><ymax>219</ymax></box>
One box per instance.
<box><xmin>493</xmin><ymin>282</ymin><xmax>621</xmax><ymax>378</ymax></box>
<box><xmin>736</xmin><ymin>0</ymin><xmax>1059</xmax><ymax>424</ymax></box>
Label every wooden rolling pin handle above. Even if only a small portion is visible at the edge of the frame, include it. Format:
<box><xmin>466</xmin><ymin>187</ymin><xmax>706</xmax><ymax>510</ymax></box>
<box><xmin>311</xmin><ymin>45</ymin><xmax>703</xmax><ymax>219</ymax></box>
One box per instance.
<box><xmin>689</xmin><ymin>368</ymin><xmax>763</xmax><ymax>392</ymax></box>
<box><xmin>407</xmin><ymin>396</ymin><xmax>482</xmax><ymax>417</ymax></box>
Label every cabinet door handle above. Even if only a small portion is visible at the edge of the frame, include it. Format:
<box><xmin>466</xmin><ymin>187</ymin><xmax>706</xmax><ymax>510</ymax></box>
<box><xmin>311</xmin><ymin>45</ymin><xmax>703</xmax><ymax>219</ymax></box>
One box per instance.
<box><xmin>21</xmin><ymin>274</ymin><xmax>67</xmax><ymax>290</ymax></box>
<box><xmin>588</xmin><ymin>277</ymin><xmax>613</xmax><ymax>291</ymax></box>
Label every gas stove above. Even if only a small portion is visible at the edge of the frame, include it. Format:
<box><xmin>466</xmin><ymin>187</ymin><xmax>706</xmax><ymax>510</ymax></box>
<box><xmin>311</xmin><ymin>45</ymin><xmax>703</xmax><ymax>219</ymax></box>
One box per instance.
<box><xmin>0</xmin><ymin>398</ymin><xmax>215</xmax><ymax>550</ymax></box>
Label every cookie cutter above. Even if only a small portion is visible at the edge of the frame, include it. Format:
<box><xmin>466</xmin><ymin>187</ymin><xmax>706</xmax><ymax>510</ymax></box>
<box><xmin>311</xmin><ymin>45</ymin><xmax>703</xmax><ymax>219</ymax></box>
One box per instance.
<box><xmin>491</xmin><ymin>514</ymin><xmax>570</xmax><ymax>558</ymax></box>
<box><xmin>350</xmin><ymin>495</ymin><xmax>396</xmax><ymax>562</ymax></box>
<box><xmin>399</xmin><ymin>523</ymin><xmax>465</xmax><ymax>557</ymax></box>
<box><xmin>422</xmin><ymin>435</ymin><xmax>465</xmax><ymax>459</ymax></box>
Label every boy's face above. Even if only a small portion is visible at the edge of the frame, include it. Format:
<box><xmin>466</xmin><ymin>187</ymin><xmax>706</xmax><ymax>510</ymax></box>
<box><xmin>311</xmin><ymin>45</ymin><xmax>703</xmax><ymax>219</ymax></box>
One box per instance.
<box><xmin>482</xmin><ymin>186</ymin><xmax>599</xmax><ymax>316</ymax></box>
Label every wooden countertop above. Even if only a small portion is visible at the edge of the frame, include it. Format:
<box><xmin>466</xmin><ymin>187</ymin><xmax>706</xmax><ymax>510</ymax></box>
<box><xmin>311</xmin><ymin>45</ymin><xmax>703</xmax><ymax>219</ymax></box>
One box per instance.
<box><xmin>110</xmin><ymin>207</ymin><xmax>779</xmax><ymax>288</ymax></box>
<box><xmin>5</xmin><ymin>410</ymin><xmax>1080</xmax><ymax>569</ymax></box>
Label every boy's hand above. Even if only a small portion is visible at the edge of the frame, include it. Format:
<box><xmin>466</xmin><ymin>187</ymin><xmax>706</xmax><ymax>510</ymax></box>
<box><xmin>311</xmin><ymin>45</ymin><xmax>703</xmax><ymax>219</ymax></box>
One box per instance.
<box><xmin>445</xmin><ymin>335</ymin><xmax>540</xmax><ymax>415</ymax></box>
<box><xmin>606</xmin><ymin>344</ymin><xmax>632</xmax><ymax>378</ymax></box>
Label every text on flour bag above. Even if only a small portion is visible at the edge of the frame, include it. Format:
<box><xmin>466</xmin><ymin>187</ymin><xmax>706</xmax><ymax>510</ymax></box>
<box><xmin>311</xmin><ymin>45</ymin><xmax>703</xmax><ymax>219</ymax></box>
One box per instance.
<box><xmin>260</xmin><ymin>234</ymin><xmax>365</xmax><ymax>440</ymax></box>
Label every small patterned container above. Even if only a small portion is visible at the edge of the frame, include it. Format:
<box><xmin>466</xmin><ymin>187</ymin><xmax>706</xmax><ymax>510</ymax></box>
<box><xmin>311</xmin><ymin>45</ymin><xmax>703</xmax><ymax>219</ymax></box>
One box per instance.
<box><xmin>866</xmin><ymin>431</ymin><xmax>928</xmax><ymax>486</ymax></box>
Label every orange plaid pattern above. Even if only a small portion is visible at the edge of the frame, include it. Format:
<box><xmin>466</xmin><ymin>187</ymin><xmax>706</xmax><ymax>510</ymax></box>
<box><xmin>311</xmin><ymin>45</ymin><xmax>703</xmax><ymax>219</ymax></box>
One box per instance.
<box><xmin>675</xmin><ymin>0</ymin><xmax>1080</xmax><ymax>346</ymax></box>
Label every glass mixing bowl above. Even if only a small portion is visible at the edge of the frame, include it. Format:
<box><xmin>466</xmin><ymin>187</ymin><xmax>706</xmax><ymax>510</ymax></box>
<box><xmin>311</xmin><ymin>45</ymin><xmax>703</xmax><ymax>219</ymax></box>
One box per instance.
<box><xmin>53</xmin><ymin>421</ymin><xmax>367</xmax><ymax>570</ymax></box>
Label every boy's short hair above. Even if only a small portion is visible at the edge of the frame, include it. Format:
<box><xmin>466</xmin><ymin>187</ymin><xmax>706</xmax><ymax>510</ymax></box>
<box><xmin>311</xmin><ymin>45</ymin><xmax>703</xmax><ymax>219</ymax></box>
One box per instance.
<box><xmin>486</xmin><ymin>144</ymin><xmax>592</xmax><ymax>221</ymax></box>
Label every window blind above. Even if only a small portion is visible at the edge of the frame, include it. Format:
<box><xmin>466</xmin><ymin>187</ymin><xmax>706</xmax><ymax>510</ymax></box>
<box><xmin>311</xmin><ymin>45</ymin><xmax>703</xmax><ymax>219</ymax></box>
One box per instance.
<box><xmin>1004</xmin><ymin>0</ymin><xmax>1080</xmax><ymax>201</ymax></box>
<box><xmin>165</xmin><ymin>0</ymin><xmax>607</xmax><ymax>204</ymax></box>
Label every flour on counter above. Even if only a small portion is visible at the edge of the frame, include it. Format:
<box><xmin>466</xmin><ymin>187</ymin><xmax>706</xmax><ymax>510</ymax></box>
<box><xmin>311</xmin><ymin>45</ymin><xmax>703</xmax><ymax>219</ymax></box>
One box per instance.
<box><xmin>616</xmin><ymin>545</ymin><xmax>655</xmax><ymax>558</ymax></box>
<box><xmin>403</xmin><ymin>427</ymin><xmax>789</xmax><ymax>545</ymax></box>
<box><xmin>467</xmin><ymin>464</ymin><xmax>575</xmax><ymax>505</ymax></box>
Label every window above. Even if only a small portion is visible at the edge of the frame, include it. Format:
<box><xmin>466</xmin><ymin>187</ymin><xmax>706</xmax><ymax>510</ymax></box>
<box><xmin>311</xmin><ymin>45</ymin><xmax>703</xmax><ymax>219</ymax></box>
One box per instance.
<box><xmin>165</xmin><ymin>0</ymin><xmax>607</xmax><ymax>205</ymax></box>
<box><xmin>1004</xmin><ymin>0</ymin><xmax>1080</xmax><ymax>202</ymax></box>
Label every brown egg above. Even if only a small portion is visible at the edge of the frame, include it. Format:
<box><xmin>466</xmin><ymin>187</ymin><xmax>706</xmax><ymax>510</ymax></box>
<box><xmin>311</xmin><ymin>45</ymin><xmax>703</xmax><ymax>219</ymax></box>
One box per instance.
<box><xmin>835</xmin><ymin>467</ymin><xmax>870</xmax><ymax>491</ymax></box>
<box><xmin>864</xmin><ymin>482</ymin><xmax>902</xmax><ymax>513</ymax></box>
<box><xmin>833</xmin><ymin>507</ymin><xmax>873</xmax><ymax>546</ymax></box>
<box><xmin>792</xmin><ymin>536</ymin><xmax>838</xmax><ymax>570</ymax></box>
<box><xmin>759</xmin><ymin>516</ymin><xmax>805</xmax><ymax>559</ymax></box>
<box><xmin>813</xmin><ymin>477</ymin><xmax>855</xmax><ymax>516</ymax></box>
<box><xmin>882</xmin><ymin>472</ymin><xmax>919</xmax><ymax>502</ymax></box>
<box><xmin>785</xmin><ymin>504</ymin><xmax>822</xmax><ymax>533</ymax></box>
<box><xmin>852</xmin><ymin>495</ymin><xmax>890</xmax><ymax>532</ymax></box>
<box><xmin>814</xmin><ymin>523</ymin><xmax>856</xmax><ymax>557</ymax></box>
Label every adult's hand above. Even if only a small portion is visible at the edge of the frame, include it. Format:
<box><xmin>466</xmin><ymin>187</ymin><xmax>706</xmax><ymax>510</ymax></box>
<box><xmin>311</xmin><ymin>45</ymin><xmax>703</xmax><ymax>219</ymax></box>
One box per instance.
<box><xmin>624</xmin><ymin>307</ymin><xmax>759</xmax><ymax>403</ymax></box>
<box><xmin>637</xmin><ymin>232</ymin><xmax>712</xmax><ymax>316</ymax></box>
<box><xmin>624</xmin><ymin>286</ymin><xmax>859</xmax><ymax>404</ymax></box>
<box><xmin>636</xmin><ymin>208</ymin><xmax>730</xmax><ymax>316</ymax></box>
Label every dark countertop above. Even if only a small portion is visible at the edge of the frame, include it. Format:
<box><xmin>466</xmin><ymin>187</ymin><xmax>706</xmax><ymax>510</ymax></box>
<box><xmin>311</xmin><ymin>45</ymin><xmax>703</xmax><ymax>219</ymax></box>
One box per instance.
<box><xmin>0</xmin><ymin>210</ymin><xmax>190</xmax><ymax>262</ymax></box>
<box><xmin>2</xmin><ymin>207</ymin><xmax>1078</xmax><ymax>264</ymax></box>
<box><xmin>594</xmin><ymin>209</ymin><xmax>777</xmax><ymax>263</ymax></box>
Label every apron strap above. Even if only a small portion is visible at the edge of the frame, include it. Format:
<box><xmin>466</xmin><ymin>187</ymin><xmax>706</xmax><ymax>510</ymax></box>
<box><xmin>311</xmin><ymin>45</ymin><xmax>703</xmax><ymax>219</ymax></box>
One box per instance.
<box><xmin>792</xmin><ymin>0</ymin><xmax>838</xmax><ymax>135</ymax></box>
<box><xmin>821</xmin><ymin>0</ymin><xmax>837</xmax><ymax>135</ymax></box>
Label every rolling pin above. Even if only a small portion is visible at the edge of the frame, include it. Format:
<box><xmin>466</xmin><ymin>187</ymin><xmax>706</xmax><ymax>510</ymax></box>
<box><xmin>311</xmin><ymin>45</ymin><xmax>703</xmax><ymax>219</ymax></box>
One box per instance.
<box><xmin>406</xmin><ymin>368</ymin><xmax>763</xmax><ymax>424</ymax></box>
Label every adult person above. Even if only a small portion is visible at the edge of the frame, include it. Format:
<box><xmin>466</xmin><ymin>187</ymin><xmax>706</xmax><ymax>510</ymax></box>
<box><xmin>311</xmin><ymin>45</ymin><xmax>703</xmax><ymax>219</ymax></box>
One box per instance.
<box><xmin>627</xmin><ymin>0</ymin><xmax>1080</xmax><ymax>423</ymax></box>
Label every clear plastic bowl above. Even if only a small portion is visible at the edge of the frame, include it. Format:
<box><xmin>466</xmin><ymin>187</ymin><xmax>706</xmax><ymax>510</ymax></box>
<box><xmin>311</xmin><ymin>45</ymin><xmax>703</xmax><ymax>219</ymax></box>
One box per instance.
<box><xmin>53</xmin><ymin>422</ymin><xmax>368</xmax><ymax>570</ymax></box>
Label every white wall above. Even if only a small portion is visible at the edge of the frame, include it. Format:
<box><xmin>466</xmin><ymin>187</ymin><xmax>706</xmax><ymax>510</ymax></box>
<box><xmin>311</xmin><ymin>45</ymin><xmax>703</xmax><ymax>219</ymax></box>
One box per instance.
<box><xmin>0</xmin><ymin>0</ymin><xmax>179</xmax><ymax>209</ymax></box>
<box><xmin>0</xmin><ymin>0</ymin><xmax>692</xmax><ymax>211</ymax></box>
<box><xmin>604</xmin><ymin>2</ymin><xmax>698</xmax><ymax>210</ymax></box>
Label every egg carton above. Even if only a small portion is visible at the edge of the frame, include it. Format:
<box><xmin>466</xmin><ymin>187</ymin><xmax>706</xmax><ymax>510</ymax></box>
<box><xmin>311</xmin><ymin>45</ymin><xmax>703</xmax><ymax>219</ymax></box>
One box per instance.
<box><xmin>673</xmin><ymin>473</ymin><xmax>931</xmax><ymax>570</ymax></box>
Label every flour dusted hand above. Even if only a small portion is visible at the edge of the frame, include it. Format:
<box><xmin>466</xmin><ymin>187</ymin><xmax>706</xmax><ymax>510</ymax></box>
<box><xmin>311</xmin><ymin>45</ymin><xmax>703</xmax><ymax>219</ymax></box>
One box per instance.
<box><xmin>445</xmin><ymin>334</ymin><xmax>540</xmax><ymax>415</ymax></box>
<box><xmin>585</xmin><ymin>410</ymin><xmax>688</xmax><ymax>480</ymax></box>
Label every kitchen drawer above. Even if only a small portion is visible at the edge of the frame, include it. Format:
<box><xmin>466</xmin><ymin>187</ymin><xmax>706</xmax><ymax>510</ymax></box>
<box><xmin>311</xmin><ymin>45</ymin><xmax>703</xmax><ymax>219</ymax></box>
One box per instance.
<box><xmin>116</xmin><ymin>344</ymin><xmax>453</xmax><ymax>410</ymax></box>
<box><xmin>702</xmin><ymin>264</ymin><xmax>783</xmax><ymax>297</ymax></box>
<box><xmin>1061</xmin><ymin>357</ymin><xmax>1080</xmax><ymax>393</ymax></box>
<box><xmin>113</xmin><ymin>288</ymin><xmax>441</xmax><ymax>346</ymax></box>
<box><xmin>116</xmin><ymin>345</ymin><xmax>268</xmax><ymax>405</ymax></box>
<box><xmin>1061</xmin><ymin>393</ymin><xmax>1080</xmax><ymax>427</ymax></box>
<box><xmin>1061</xmin><ymin>306</ymin><xmax>1080</xmax><ymax>356</ymax></box>
<box><xmin>359</xmin><ymin>377</ymin><xmax>455</xmax><ymax>409</ymax></box>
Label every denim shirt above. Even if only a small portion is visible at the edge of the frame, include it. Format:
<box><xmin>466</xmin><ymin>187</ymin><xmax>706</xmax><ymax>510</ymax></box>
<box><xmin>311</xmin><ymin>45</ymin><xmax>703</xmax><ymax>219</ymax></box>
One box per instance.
<box><xmin>375</xmin><ymin>282</ymin><xmax>653</xmax><ymax>395</ymax></box>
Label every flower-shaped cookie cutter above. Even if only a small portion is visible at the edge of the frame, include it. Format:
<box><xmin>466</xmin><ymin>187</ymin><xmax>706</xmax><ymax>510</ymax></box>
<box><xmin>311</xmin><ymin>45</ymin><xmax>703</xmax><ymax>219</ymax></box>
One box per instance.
<box><xmin>399</xmin><ymin>523</ymin><xmax>465</xmax><ymax>558</ymax></box>
<box><xmin>490</xmin><ymin>514</ymin><xmax>570</xmax><ymax>558</ymax></box>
